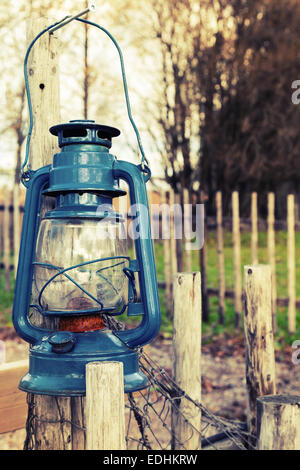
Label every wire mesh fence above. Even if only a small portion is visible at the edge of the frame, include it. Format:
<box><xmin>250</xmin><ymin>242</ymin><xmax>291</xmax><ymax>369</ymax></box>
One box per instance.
<box><xmin>22</xmin><ymin>315</ymin><xmax>255</xmax><ymax>451</ymax></box>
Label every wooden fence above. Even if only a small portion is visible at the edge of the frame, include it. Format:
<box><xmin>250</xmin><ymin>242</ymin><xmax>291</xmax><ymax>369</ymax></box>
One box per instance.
<box><xmin>154</xmin><ymin>189</ymin><xmax>299</xmax><ymax>333</ymax></box>
<box><xmin>1</xmin><ymin>265</ymin><xmax>299</xmax><ymax>450</ymax></box>
<box><xmin>0</xmin><ymin>186</ymin><xmax>298</xmax><ymax>332</ymax></box>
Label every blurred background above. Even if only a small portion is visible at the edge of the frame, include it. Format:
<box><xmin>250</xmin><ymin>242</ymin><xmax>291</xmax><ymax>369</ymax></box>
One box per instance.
<box><xmin>1</xmin><ymin>0</ymin><xmax>300</xmax><ymax>340</ymax></box>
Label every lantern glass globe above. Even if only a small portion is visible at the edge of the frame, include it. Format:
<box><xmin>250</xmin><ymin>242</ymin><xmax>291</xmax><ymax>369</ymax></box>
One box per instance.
<box><xmin>32</xmin><ymin>216</ymin><xmax>129</xmax><ymax>314</ymax></box>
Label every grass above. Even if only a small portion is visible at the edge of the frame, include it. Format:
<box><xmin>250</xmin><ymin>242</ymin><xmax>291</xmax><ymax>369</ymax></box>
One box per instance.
<box><xmin>1</xmin><ymin>230</ymin><xmax>300</xmax><ymax>347</ymax></box>
<box><xmin>0</xmin><ymin>270</ymin><xmax>15</xmax><ymax>327</ymax></box>
<box><xmin>154</xmin><ymin>230</ymin><xmax>300</xmax><ymax>346</ymax></box>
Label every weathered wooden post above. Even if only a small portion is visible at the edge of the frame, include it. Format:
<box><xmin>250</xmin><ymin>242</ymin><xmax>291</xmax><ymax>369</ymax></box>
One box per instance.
<box><xmin>162</xmin><ymin>190</ymin><xmax>172</xmax><ymax>318</ymax></box>
<box><xmin>251</xmin><ymin>192</ymin><xmax>258</xmax><ymax>265</ymax></box>
<box><xmin>172</xmin><ymin>272</ymin><xmax>202</xmax><ymax>450</ymax></box>
<box><xmin>216</xmin><ymin>191</ymin><xmax>225</xmax><ymax>324</ymax></box>
<box><xmin>169</xmin><ymin>188</ymin><xmax>177</xmax><ymax>276</ymax></box>
<box><xmin>25</xmin><ymin>17</ymin><xmax>83</xmax><ymax>450</ymax></box>
<box><xmin>287</xmin><ymin>194</ymin><xmax>296</xmax><ymax>334</ymax></box>
<box><xmin>3</xmin><ymin>188</ymin><xmax>10</xmax><ymax>292</ymax></box>
<box><xmin>199</xmin><ymin>191</ymin><xmax>209</xmax><ymax>322</ymax></box>
<box><xmin>244</xmin><ymin>265</ymin><xmax>276</xmax><ymax>444</ymax></box>
<box><xmin>13</xmin><ymin>183</ymin><xmax>20</xmax><ymax>278</ymax></box>
<box><xmin>257</xmin><ymin>395</ymin><xmax>300</xmax><ymax>450</ymax></box>
<box><xmin>267</xmin><ymin>192</ymin><xmax>277</xmax><ymax>332</ymax></box>
<box><xmin>232</xmin><ymin>191</ymin><xmax>242</xmax><ymax>328</ymax></box>
<box><xmin>86</xmin><ymin>362</ymin><xmax>126</xmax><ymax>450</ymax></box>
<box><xmin>175</xmin><ymin>192</ymin><xmax>183</xmax><ymax>272</ymax></box>
<box><xmin>183</xmin><ymin>188</ymin><xmax>192</xmax><ymax>272</ymax></box>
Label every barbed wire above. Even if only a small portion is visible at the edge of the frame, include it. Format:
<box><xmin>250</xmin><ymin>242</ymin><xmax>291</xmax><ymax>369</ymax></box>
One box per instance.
<box><xmin>23</xmin><ymin>315</ymin><xmax>255</xmax><ymax>450</ymax></box>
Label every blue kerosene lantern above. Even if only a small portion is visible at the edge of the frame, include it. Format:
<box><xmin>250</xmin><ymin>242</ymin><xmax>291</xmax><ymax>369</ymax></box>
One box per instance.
<box><xmin>12</xmin><ymin>17</ymin><xmax>161</xmax><ymax>396</ymax></box>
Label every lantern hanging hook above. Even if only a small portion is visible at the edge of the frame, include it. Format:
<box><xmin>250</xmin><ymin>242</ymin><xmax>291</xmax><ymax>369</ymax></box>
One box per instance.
<box><xmin>21</xmin><ymin>5</ymin><xmax>149</xmax><ymax>181</ymax></box>
<box><xmin>47</xmin><ymin>2</ymin><xmax>96</xmax><ymax>34</ymax></box>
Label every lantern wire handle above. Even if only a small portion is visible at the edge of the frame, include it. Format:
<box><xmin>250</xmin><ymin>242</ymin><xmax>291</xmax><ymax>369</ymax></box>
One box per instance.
<box><xmin>21</xmin><ymin>13</ymin><xmax>149</xmax><ymax>181</ymax></box>
<box><xmin>76</xmin><ymin>17</ymin><xmax>149</xmax><ymax>171</ymax></box>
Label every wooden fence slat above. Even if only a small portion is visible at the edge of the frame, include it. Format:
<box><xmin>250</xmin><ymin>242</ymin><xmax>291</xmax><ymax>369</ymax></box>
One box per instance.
<box><xmin>175</xmin><ymin>192</ymin><xmax>183</xmax><ymax>272</ymax></box>
<box><xmin>183</xmin><ymin>188</ymin><xmax>192</xmax><ymax>272</ymax></box>
<box><xmin>169</xmin><ymin>189</ymin><xmax>177</xmax><ymax>276</ymax></box>
<box><xmin>172</xmin><ymin>272</ymin><xmax>201</xmax><ymax>450</ymax></box>
<box><xmin>86</xmin><ymin>362</ymin><xmax>126</xmax><ymax>450</ymax></box>
<box><xmin>244</xmin><ymin>265</ymin><xmax>276</xmax><ymax>444</ymax></box>
<box><xmin>216</xmin><ymin>191</ymin><xmax>225</xmax><ymax>324</ymax></box>
<box><xmin>251</xmin><ymin>192</ymin><xmax>258</xmax><ymax>265</ymax></box>
<box><xmin>13</xmin><ymin>184</ymin><xmax>20</xmax><ymax>278</ymax></box>
<box><xmin>257</xmin><ymin>395</ymin><xmax>300</xmax><ymax>450</ymax></box>
<box><xmin>162</xmin><ymin>191</ymin><xmax>172</xmax><ymax>318</ymax></box>
<box><xmin>287</xmin><ymin>194</ymin><xmax>296</xmax><ymax>334</ymax></box>
<box><xmin>267</xmin><ymin>192</ymin><xmax>277</xmax><ymax>332</ymax></box>
<box><xmin>3</xmin><ymin>188</ymin><xmax>10</xmax><ymax>292</ymax></box>
<box><xmin>0</xmin><ymin>360</ymin><xmax>29</xmax><ymax>434</ymax></box>
<box><xmin>232</xmin><ymin>191</ymin><xmax>242</xmax><ymax>328</ymax></box>
<box><xmin>200</xmin><ymin>192</ymin><xmax>209</xmax><ymax>322</ymax></box>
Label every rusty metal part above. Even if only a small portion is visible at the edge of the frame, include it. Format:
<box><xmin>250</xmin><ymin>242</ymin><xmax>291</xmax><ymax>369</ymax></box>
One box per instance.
<box><xmin>59</xmin><ymin>314</ymin><xmax>105</xmax><ymax>333</ymax></box>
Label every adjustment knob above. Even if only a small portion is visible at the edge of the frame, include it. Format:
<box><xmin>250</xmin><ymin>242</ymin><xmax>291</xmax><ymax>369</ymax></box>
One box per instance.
<box><xmin>48</xmin><ymin>331</ymin><xmax>76</xmax><ymax>354</ymax></box>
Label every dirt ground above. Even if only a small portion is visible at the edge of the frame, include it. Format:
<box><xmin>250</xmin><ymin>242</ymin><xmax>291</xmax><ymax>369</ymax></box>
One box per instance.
<box><xmin>0</xmin><ymin>328</ymin><xmax>298</xmax><ymax>450</ymax></box>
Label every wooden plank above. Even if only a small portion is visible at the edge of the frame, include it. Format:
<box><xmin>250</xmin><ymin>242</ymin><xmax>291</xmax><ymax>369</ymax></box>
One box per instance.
<box><xmin>162</xmin><ymin>191</ymin><xmax>172</xmax><ymax>318</ymax></box>
<box><xmin>3</xmin><ymin>188</ymin><xmax>10</xmax><ymax>292</ymax></box>
<box><xmin>257</xmin><ymin>395</ymin><xmax>300</xmax><ymax>450</ymax></box>
<box><xmin>86</xmin><ymin>362</ymin><xmax>126</xmax><ymax>450</ymax></box>
<box><xmin>216</xmin><ymin>191</ymin><xmax>225</xmax><ymax>324</ymax></box>
<box><xmin>232</xmin><ymin>191</ymin><xmax>242</xmax><ymax>328</ymax></box>
<box><xmin>169</xmin><ymin>188</ymin><xmax>177</xmax><ymax>276</ymax></box>
<box><xmin>267</xmin><ymin>192</ymin><xmax>277</xmax><ymax>332</ymax></box>
<box><xmin>175</xmin><ymin>192</ymin><xmax>183</xmax><ymax>272</ymax></box>
<box><xmin>251</xmin><ymin>192</ymin><xmax>258</xmax><ymax>264</ymax></box>
<box><xmin>200</xmin><ymin>192</ymin><xmax>209</xmax><ymax>322</ymax></box>
<box><xmin>183</xmin><ymin>188</ymin><xmax>192</xmax><ymax>272</ymax></box>
<box><xmin>0</xmin><ymin>360</ymin><xmax>29</xmax><ymax>434</ymax></box>
<box><xmin>287</xmin><ymin>194</ymin><xmax>296</xmax><ymax>334</ymax></box>
<box><xmin>244</xmin><ymin>265</ymin><xmax>276</xmax><ymax>445</ymax></box>
<box><xmin>172</xmin><ymin>272</ymin><xmax>201</xmax><ymax>450</ymax></box>
<box><xmin>13</xmin><ymin>184</ymin><xmax>20</xmax><ymax>278</ymax></box>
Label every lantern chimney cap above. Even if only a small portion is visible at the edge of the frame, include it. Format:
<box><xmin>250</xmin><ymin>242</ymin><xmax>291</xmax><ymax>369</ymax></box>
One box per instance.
<box><xmin>50</xmin><ymin>119</ymin><xmax>121</xmax><ymax>148</ymax></box>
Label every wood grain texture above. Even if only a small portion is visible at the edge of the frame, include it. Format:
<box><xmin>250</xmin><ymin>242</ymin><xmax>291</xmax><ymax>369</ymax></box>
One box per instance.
<box><xmin>257</xmin><ymin>395</ymin><xmax>300</xmax><ymax>450</ymax></box>
<box><xmin>26</xmin><ymin>17</ymin><xmax>61</xmax><ymax>169</ymax></box>
<box><xmin>86</xmin><ymin>362</ymin><xmax>126</xmax><ymax>450</ymax></box>
<box><xmin>216</xmin><ymin>191</ymin><xmax>225</xmax><ymax>324</ymax></box>
<box><xmin>162</xmin><ymin>191</ymin><xmax>172</xmax><ymax>318</ymax></box>
<box><xmin>232</xmin><ymin>191</ymin><xmax>242</xmax><ymax>327</ymax></box>
<box><xmin>244</xmin><ymin>265</ymin><xmax>276</xmax><ymax>442</ymax></box>
<box><xmin>172</xmin><ymin>272</ymin><xmax>202</xmax><ymax>450</ymax></box>
<box><xmin>169</xmin><ymin>189</ymin><xmax>177</xmax><ymax>276</ymax></box>
<box><xmin>267</xmin><ymin>193</ymin><xmax>277</xmax><ymax>331</ymax></box>
<box><xmin>287</xmin><ymin>194</ymin><xmax>296</xmax><ymax>334</ymax></box>
<box><xmin>13</xmin><ymin>184</ymin><xmax>20</xmax><ymax>278</ymax></box>
<box><xmin>251</xmin><ymin>192</ymin><xmax>258</xmax><ymax>265</ymax></box>
<box><xmin>3</xmin><ymin>189</ymin><xmax>10</xmax><ymax>292</ymax></box>
<box><xmin>183</xmin><ymin>188</ymin><xmax>192</xmax><ymax>272</ymax></box>
<box><xmin>0</xmin><ymin>360</ymin><xmax>28</xmax><ymax>434</ymax></box>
